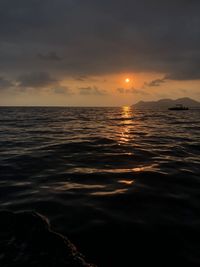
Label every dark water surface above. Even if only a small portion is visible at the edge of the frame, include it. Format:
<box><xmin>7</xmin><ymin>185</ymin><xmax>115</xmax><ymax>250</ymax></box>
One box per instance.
<box><xmin>0</xmin><ymin>107</ymin><xmax>200</xmax><ymax>266</ymax></box>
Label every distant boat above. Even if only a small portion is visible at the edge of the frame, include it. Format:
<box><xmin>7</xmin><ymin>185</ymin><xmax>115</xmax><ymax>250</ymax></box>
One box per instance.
<box><xmin>168</xmin><ymin>104</ymin><xmax>189</xmax><ymax>111</ymax></box>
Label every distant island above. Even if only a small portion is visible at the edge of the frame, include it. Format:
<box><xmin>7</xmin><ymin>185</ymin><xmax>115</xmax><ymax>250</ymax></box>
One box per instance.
<box><xmin>133</xmin><ymin>97</ymin><xmax>200</xmax><ymax>109</ymax></box>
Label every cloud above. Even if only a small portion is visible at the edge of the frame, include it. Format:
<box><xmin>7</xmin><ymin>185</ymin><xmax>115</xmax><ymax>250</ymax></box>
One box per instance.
<box><xmin>17</xmin><ymin>72</ymin><xmax>58</xmax><ymax>88</ymax></box>
<box><xmin>117</xmin><ymin>87</ymin><xmax>149</xmax><ymax>95</ymax></box>
<box><xmin>145</xmin><ymin>78</ymin><xmax>166</xmax><ymax>87</ymax></box>
<box><xmin>179</xmin><ymin>89</ymin><xmax>188</xmax><ymax>93</ymax></box>
<box><xmin>0</xmin><ymin>0</ymin><xmax>200</xmax><ymax>80</ymax></box>
<box><xmin>117</xmin><ymin>88</ymin><xmax>135</xmax><ymax>94</ymax></box>
<box><xmin>53</xmin><ymin>86</ymin><xmax>73</xmax><ymax>95</ymax></box>
<box><xmin>79</xmin><ymin>86</ymin><xmax>107</xmax><ymax>95</ymax></box>
<box><xmin>74</xmin><ymin>75</ymin><xmax>88</xmax><ymax>81</ymax></box>
<box><xmin>0</xmin><ymin>76</ymin><xmax>13</xmax><ymax>89</ymax></box>
<box><xmin>38</xmin><ymin>52</ymin><xmax>62</xmax><ymax>61</ymax></box>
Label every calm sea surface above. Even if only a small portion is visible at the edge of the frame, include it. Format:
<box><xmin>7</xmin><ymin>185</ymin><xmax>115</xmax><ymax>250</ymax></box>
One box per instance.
<box><xmin>0</xmin><ymin>107</ymin><xmax>200</xmax><ymax>266</ymax></box>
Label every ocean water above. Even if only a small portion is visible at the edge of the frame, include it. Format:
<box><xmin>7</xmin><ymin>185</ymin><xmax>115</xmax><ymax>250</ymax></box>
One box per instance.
<box><xmin>0</xmin><ymin>107</ymin><xmax>200</xmax><ymax>266</ymax></box>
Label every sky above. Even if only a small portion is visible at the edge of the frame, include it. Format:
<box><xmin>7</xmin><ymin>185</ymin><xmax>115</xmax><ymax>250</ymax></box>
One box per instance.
<box><xmin>0</xmin><ymin>0</ymin><xmax>200</xmax><ymax>106</ymax></box>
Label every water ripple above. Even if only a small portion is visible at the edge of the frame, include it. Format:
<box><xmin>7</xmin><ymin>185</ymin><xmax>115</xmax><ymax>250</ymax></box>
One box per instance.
<box><xmin>0</xmin><ymin>107</ymin><xmax>200</xmax><ymax>266</ymax></box>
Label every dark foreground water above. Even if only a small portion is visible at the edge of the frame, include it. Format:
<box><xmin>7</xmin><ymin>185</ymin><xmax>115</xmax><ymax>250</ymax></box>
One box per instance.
<box><xmin>0</xmin><ymin>107</ymin><xmax>200</xmax><ymax>266</ymax></box>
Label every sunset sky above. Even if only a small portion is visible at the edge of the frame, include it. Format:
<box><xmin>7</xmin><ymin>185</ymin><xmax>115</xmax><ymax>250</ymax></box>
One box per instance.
<box><xmin>0</xmin><ymin>0</ymin><xmax>200</xmax><ymax>106</ymax></box>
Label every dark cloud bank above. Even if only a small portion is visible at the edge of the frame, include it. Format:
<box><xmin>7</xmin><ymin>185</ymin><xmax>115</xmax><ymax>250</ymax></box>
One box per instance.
<box><xmin>17</xmin><ymin>72</ymin><xmax>57</xmax><ymax>88</ymax></box>
<box><xmin>0</xmin><ymin>0</ymin><xmax>200</xmax><ymax>82</ymax></box>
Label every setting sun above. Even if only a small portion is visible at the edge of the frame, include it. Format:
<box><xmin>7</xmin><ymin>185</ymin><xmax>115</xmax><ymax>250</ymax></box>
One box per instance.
<box><xmin>125</xmin><ymin>78</ymin><xmax>130</xmax><ymax>83</ymax></box>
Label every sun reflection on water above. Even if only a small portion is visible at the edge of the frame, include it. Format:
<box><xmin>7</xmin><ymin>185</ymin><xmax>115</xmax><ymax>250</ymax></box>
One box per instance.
<box><xmin>119</xmin><ymin>106</ymin><xmax>134</xmax><ymax>144</ymax></box>
<box><xmin>119</xmin><ymin>180</ymin><xmax>135</xmax><ymax>185</ymax></box>
<box><xmin>90</xmin><ymin>188</ymin><xmax>128</xmax><ymax>196</ymax></box>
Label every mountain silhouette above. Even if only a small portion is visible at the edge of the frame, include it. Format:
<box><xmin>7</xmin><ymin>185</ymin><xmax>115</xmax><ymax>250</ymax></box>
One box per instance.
<box><xmin>134</xmin><ymin>97</ymin><xmax>200</xmax><ymax>109</ymax></box>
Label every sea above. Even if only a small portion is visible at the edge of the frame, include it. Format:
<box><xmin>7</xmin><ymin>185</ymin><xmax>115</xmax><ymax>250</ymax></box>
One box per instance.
<box><xmin>0</xmin><ymin>107</ymin><xmax>200</xmax><ymax>266</ymax></box>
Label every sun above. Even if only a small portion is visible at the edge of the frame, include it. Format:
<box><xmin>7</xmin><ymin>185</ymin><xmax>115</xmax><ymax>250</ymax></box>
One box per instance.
<box><xmin>125</xmin><ymin>78</ymin><xmax>130</xmax><ymax>83</ymax></box>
